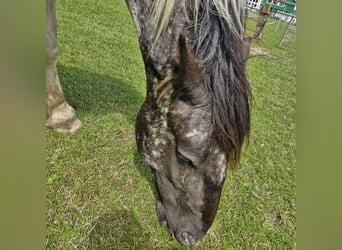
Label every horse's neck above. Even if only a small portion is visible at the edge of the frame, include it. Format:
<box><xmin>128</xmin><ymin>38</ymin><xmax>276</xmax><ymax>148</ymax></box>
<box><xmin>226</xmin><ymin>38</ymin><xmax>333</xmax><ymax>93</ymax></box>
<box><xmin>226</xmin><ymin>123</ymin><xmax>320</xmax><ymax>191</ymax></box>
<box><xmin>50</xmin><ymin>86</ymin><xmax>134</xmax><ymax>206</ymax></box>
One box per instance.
<box><xmin>126</xmin><ymin>0</ymin><xmax>187</xmax><ymax>94</ymax></box>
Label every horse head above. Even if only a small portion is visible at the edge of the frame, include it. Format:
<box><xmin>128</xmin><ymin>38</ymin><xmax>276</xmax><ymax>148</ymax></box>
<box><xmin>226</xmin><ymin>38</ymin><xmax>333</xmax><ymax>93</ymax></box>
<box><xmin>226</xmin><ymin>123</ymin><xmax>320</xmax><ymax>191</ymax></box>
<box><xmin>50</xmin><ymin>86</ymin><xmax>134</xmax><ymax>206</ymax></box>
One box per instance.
<box><xmin>136</xmin><ymin>33</ymin><xmax>231</xmax><ymax>246</ymax></box>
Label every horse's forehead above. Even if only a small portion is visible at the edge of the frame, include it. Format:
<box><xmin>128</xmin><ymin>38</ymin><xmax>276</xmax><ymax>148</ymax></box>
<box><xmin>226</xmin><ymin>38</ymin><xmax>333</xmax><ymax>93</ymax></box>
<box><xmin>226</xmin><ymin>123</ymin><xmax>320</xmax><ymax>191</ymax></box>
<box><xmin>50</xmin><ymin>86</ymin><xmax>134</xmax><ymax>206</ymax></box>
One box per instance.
<box><xmin>169</xmin><ymin>102</ymin><xmax>210</xmax><ymax>129</ymax></box>
<box><xmin>169</xmin><ymin>101</ymin><xmax>207</xmax><ymax>117</ymax></box>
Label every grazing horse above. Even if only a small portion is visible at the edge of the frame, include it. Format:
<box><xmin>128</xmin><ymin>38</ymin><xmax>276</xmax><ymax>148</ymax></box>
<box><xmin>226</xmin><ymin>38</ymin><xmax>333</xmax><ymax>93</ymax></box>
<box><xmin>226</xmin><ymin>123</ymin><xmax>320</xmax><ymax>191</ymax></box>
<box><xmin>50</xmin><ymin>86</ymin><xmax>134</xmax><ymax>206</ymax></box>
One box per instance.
<box><xmin>129</xmin><ymin>0</ymin><xmax>251</xmax><ymax>246</ymax></box>
<box><xmin>46</xmin><ymin>0</ymin><xmax>251</xmax><ymax>246</ymax></box>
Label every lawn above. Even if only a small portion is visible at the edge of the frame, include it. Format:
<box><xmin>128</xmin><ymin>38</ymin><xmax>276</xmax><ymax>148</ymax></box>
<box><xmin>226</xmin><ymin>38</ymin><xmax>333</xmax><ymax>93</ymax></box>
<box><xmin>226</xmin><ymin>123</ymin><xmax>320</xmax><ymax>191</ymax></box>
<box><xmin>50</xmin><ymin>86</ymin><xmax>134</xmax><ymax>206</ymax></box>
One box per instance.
<box><xmin>46</xmin><ymin>1</ymin><xmax>296</xmax><ymax>249</ymax></box>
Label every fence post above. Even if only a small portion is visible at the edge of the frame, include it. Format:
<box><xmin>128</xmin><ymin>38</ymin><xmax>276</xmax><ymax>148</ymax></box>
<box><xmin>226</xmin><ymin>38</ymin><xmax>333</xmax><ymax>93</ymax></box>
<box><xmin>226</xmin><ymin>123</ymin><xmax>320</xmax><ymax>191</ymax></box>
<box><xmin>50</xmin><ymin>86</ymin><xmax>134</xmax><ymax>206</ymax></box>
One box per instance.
<box><xmin>253</xmin><ymin>3</ymin><xmax>271</xmax><ymax>40</ymax></box>
<box><xmin>279</xmin><ymin>16</ymin><xmax>294</xmax><ymax>46</ymax></box>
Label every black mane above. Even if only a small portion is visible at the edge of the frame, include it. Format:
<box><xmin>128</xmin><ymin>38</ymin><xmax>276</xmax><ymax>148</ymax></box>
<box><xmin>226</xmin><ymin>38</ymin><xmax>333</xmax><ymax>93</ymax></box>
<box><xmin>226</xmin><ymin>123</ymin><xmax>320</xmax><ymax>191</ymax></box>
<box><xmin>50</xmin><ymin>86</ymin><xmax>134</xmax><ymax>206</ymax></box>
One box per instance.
<box><xmin>190</xmin><ymin>2</ymin><xmax>251</xmax><ymax>166</ymax></box>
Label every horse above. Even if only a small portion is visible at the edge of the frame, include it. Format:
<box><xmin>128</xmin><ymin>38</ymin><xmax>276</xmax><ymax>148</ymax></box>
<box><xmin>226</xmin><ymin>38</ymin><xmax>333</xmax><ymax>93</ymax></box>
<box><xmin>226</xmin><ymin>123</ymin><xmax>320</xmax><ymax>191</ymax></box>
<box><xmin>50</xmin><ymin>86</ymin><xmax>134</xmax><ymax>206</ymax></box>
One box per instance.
<box><xmin>46</xmin><ymin>0</ymin><xmax>252</xmax><ymax>246</ymax></box>
<box><xmin>46</xmin><ymin>0</ymin><xmax>81</xmax><ymax>132</ymax></box>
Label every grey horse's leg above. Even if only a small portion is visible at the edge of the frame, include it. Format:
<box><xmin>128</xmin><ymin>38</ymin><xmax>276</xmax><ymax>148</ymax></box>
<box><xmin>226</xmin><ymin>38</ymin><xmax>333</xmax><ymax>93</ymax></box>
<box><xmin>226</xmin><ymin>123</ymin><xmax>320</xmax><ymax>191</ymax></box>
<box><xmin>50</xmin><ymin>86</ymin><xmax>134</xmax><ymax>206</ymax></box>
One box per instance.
<box><xmin>46</xmin><ymin>0</ymin><xmax>81</xmax><ymax>132</ymax></box>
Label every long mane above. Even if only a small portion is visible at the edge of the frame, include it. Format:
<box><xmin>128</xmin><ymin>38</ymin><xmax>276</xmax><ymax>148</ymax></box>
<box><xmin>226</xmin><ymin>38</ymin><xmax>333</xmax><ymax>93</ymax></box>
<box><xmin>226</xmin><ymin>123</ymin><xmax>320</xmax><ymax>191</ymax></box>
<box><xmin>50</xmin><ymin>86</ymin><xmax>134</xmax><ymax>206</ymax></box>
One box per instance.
<box><xmin>152</xmin><ymin>0</ymin><xmax>251</xmax><ymax>167</ymax></box>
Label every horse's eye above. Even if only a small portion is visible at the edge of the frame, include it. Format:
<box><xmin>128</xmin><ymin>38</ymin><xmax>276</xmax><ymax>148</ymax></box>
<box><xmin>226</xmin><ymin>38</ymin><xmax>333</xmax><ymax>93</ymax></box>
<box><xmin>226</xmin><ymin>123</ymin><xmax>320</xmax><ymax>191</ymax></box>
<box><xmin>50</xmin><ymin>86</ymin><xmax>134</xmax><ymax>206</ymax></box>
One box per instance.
<box><xmin>176</xmin><ymin>150</ymin><xmax>195</xmax><ymax>167</ymax></box>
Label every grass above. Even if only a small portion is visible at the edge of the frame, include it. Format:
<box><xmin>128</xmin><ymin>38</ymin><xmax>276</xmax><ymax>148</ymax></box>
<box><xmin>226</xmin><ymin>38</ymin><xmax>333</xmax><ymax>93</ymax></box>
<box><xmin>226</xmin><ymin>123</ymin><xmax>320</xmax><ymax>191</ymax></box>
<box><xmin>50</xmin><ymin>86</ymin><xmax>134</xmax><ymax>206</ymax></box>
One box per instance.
<box><xmin>46</xmin><ymin>2</ymin><xmax>296</xmax><ymax>249</ymax></box>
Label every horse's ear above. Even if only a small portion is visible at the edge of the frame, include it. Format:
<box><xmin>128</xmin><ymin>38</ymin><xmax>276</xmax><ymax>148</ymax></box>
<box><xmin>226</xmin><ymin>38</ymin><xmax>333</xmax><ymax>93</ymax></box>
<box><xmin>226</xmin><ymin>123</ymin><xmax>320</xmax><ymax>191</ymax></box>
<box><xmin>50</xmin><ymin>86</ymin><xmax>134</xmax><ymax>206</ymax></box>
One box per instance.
<box><xmin>173</xmin><ymin>32</ymin><xmax>208</xmax><ymax>105</ymax></box>
<box><xmin>175</xmin><ymin>32</ymin><xmax>200</xmax><ymax>76</ymax></box>
<box><xmin>242</xmin><ymin>36</ymin><xmax>252</xmax><ymax>63</ymax></box>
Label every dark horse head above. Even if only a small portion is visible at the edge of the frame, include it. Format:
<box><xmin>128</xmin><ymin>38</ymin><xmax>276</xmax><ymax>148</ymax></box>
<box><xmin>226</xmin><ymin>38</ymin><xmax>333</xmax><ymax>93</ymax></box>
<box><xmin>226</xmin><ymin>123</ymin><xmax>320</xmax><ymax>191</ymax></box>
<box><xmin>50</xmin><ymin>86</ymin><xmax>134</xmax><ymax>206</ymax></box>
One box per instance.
<box><xmin>127</xmin><ymin>0</ymin><xmax>251</xmax><ymax>246</ymax></box>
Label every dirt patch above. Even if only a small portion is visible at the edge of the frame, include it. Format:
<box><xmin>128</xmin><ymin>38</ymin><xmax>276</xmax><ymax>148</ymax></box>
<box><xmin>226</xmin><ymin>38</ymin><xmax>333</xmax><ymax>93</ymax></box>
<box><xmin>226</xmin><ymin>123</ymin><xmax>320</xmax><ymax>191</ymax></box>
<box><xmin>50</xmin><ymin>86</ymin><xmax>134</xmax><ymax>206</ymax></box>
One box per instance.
<box><xmin>249</xmin><ymin>46</ymin><xmax>271</xmax><ymax>57</ymax></box>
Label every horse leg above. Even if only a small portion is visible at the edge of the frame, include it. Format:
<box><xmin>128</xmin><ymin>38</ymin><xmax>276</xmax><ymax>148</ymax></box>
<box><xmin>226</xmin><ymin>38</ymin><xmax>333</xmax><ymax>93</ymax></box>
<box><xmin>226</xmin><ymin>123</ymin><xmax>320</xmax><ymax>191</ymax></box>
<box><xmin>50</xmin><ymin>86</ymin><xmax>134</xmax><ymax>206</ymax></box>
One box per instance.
<box><xmin>46</xmin><ymin>0</ymin><xmax>81</xmax><ymax>132</ymax></box>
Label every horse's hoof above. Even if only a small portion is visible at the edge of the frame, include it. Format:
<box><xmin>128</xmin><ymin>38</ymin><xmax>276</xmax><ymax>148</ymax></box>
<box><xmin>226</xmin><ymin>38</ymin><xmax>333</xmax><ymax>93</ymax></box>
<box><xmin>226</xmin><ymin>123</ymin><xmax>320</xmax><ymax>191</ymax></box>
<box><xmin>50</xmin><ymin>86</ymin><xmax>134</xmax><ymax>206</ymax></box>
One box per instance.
<box><xmin>46</xmin><ymin>102</ymin><xmax>82</xmax><ymax>133</ymax></box>
<box><xmin>50</xmin><ymin>117</ymin><xmax>82</xmax><ymax>133</ymax></box>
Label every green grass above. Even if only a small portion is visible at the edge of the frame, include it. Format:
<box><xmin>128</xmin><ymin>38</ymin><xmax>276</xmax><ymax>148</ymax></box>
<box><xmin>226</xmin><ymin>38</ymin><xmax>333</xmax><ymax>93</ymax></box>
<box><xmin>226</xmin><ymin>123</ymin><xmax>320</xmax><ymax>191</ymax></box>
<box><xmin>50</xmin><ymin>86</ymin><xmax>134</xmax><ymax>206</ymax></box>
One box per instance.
<box><xmin>47</xmin><ymin>3</ymin><xmax>296</xmax><ymax>249</ymax></box>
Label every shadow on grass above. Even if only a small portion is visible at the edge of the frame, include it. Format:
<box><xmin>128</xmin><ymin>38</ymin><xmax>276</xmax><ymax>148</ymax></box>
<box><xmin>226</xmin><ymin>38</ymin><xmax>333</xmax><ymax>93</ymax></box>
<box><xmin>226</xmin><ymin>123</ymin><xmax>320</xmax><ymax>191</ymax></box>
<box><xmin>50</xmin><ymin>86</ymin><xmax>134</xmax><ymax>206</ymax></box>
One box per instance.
<box><xmin>90</xmin><ymin>208</ymin><xmax>150</xmax><ymax>248</ymax></box>
<box><xmin>58</xmin><ymin>64</ymin><xmax>145</xmax><ymax>123</ymax></box>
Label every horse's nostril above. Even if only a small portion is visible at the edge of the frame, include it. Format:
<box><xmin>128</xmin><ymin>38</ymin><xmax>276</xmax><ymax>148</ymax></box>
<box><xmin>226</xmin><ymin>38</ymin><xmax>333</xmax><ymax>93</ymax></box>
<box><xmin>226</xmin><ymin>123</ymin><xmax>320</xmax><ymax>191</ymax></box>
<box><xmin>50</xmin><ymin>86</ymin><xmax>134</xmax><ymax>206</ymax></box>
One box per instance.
<box><xmin>177</xmin><ymin>231</ymin><xmax>196</xmax><ymax>246</ymax></box>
